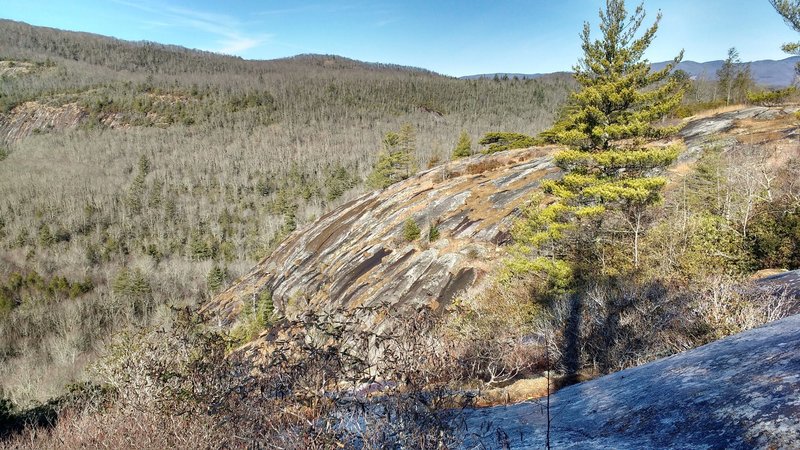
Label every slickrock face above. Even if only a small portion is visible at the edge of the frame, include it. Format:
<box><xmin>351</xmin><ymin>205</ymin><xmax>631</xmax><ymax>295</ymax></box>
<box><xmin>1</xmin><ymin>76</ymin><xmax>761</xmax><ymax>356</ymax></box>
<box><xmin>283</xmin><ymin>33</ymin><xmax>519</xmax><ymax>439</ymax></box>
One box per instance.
<box><xmin>0</xmin><ymin>101</ymin><xmax>87</xmax><ymax>143</ymax></box>
<box><xmin>204</xmin><ymin>147</ymin><xmax>560</xmax><ymax>325</ymax></box>
<box><xmin>675</xmin><ymin>105</ymin><xmax>800</xmax><ymax>167</ymax></box>
<box><xmin>0</xmin><ymin>91</ymin><xmax>194</xmax><ymax>144</ymax></box>
<box><xmin>757</xmin><ymin>269</ymin><xmax>800</xmax><ymax>300</ymax></box>
<box><xmin>205</xmin><ymin>105</ymin><xmax>800</xmax><ymax>329</ymax></box>
<box><xmin>453</xmin><ymin>313</ymin><xmax>800</xmax><ymax>449</ymax></box>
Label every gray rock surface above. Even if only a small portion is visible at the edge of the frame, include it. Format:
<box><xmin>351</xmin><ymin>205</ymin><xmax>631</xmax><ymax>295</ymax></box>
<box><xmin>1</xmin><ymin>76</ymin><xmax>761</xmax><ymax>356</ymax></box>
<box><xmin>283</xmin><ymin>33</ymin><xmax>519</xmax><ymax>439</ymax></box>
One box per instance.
<box><xmin>204</xmin><ymin>147</ymin><xmax>560</xmax><ymax>325</ymax></box>
<box><xmin>205</xmin><ymin>106</ymin><xmax>800</xmax><ymax>332</ymax></box>
<box><xmin>757</xmin><ymin>270</ymin><xmax>800</xmax><ymax>299</ymax></box>
<box><xmin>453</xmin><ymin>314</ymin><xmax>800</xmax><ymax>449</ymax></box>
<box><xmin>0</xmin><ymin>101</ymin><xmax>87</xmax><ymax>144</ymax></box>
<box><xmin>677</xmin><ymin>106</ymin><xmax>799</xmax><ymax>166</ymax></box>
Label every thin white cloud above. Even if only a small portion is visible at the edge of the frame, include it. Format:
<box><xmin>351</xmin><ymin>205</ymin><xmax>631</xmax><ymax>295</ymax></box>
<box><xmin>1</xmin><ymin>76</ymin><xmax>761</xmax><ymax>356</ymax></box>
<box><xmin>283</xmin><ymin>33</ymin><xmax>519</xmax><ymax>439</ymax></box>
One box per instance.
<box><xmin>256</xmin><ymin>5</ymin><xmax>319</xmax><ymax>16</ymax></box>
<box><xmin>374</xmin><ymin>19</ymin><xmax>397</xmax><ymax>28</ymax></box>
<box><xmin>256</xmin><ymin>3</ymin><xmax>363</xmax><ymax>16</ymax></box>
<box><xmin>110</xmin><ymin>0</ymin><xmax>270</xmax><ymax>55</ymax></box>
<box><xmin>219</xmin><ymin>37</ymin><xmax>264</xmax><ymax>55</ymax></box>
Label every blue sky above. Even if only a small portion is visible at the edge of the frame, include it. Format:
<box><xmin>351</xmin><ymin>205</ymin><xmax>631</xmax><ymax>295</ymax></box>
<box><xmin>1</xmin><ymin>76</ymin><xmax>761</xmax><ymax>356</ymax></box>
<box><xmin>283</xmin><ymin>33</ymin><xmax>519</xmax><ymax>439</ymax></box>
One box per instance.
<box><xmin>2</xmin><ymin>1</ymin><xmax>797</xmax><ymax>76</ymax></box>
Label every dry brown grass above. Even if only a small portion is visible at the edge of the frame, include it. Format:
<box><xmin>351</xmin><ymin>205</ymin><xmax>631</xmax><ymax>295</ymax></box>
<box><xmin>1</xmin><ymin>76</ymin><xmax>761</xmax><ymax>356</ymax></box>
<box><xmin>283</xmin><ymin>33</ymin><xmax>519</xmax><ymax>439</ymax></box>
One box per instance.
<box><xmin>466</xmin><ymin>159</ymin><xmax>504</xmax><ymax>175</ymax></box>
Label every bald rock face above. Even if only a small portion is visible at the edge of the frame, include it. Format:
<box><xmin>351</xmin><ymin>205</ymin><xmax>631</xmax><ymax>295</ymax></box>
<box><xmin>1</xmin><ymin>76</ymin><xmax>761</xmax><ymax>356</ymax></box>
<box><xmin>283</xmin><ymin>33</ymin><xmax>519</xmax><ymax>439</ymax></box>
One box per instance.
<box><xmin>204</xmin><ymin>105</ymin><xmax>800</xmax><ymax>334</ymax></box>
<box><xmin>204</xmin><ymin>147</ymin><xmax>560</xmax><ymax>326</ymax></box>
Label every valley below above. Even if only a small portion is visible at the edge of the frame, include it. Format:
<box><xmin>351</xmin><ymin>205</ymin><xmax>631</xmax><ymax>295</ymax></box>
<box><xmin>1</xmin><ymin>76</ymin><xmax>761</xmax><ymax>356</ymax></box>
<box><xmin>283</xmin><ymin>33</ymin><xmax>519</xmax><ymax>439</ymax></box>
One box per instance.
<box><xmin>1</xmin><ymin>7</ymin><xmax>800</xmax><ymax>449</ymax></box>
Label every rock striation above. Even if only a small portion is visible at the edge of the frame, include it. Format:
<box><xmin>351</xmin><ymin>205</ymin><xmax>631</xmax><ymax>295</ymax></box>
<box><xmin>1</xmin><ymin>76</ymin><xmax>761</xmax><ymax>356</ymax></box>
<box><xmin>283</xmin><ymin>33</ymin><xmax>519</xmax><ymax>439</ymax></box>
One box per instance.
<box><xmin>757</xmin><ymin>269</ymin><xmax>800</xmax><ymax>300</ymax></box>
<box><xmin>205</xmin><ymin>105</ymin><xmax>800</xmax><ymax>329</ymax></box>
<box><xmin>0</xmin><ymin>101</ymin><xmax>87</xmax><ymax>144</ymax></box>
<box><xmin>453</xmin><ymin>313</ymin><xmax>800</xmax><ymax>449</ymax></box>
<box><xmin>205</xmin><ymin>147</ymin><xmax>561</xmax><ymax>325</ymax></box>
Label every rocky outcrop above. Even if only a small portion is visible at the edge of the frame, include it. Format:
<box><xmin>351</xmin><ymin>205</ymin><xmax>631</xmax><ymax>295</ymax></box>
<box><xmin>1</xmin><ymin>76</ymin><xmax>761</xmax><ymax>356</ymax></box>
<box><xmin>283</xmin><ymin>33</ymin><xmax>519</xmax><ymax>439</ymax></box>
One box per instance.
<box><xmin>453</xmin><ymin>313</ymin><xmax>800</xmax><ymax>449</ymax></box>
<box><xmin>675</xmin><ymin>105</ymin><xmax>800</xmax><ymax>166</ymax></box>
<box><xmin>0</xmin><ymin>101</ymin><xmax>87</xmax><ymax>143</ymax></box>
<box><xmin>0</xmin><ymin>60</ymin><xmax>37</xmax><ymax>78</ymax></box>
<box><xmin>757</xmin><ymin>269</ymin><xmax>800</xmax><ymax>300</ymax></box>
<box><xmin>205</xmin><ymin>147</ymin><xmax>561</xmax><ymax>325</ymax></box>
<box><xmin>205</xmin><ymin>105</ymin><xmax>800</xmax><ymax>329</ymax></box>
<box><xmin>0</xmin><ymin>90</ymin><xmax>193</xmax><ymax>144</ymax></box>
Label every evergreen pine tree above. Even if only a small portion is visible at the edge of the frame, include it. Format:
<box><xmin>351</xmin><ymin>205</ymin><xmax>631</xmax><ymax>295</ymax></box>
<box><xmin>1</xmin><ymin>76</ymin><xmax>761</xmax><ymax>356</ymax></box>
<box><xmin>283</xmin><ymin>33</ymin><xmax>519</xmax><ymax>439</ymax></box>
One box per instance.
<box><xmin>717</xmin><ymin>48</ymin><xmax>752</xmax><ymax>105</ymax></box>
<box><xmin>516</xmin><ymin>0</ymin><xmax>685</xmax><ymax>277</ymax></box>
<box><xmin>770</xmin><ymin>1</ymin><xmax>800</xmax><ymax>71</ymax></box>
<box><xmin>367</xmin><ymin>126</ymin><xmax>418</xmax><ymax>189</ymax></box>
<box><xmin>452</xmin><ymin>130</ymin><xmax>473</xmax><ymax>159</ymax></box>
<box><xmin>544</xmin><ymin>0</ymin><xmax>684</xmax><ymax>150</ymax></box>
<box><xmin>207</xmin><ymin>265</ymin><xmax>227</xmax><ymax>293</ymax></box>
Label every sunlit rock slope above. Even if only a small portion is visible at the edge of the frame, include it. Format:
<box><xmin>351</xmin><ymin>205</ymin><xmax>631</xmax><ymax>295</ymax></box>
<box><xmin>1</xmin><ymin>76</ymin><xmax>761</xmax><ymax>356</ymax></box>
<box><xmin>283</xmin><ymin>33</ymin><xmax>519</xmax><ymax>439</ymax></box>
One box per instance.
<box><xmin>205</xmin><ymin>105</ymin><xmax>800</xmax><ymax>329</ymax></box>
<box><xmin>205</xmin><ymin>146</ymin><xmax>560</xmax><ymax>325</ymax></box>
<box><xmin>0</xmin><ymin>100</ymin><xmax>87</xmax><ymax>144</ymax></box>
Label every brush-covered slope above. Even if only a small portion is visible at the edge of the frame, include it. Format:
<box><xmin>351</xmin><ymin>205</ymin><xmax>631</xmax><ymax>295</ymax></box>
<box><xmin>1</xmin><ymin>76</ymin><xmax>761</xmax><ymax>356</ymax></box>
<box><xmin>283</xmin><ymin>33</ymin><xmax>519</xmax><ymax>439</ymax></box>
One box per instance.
<box><xmin>204</xmin><ymin>147</ymin><xmax>560</xmax><ymax>325</ymax></box>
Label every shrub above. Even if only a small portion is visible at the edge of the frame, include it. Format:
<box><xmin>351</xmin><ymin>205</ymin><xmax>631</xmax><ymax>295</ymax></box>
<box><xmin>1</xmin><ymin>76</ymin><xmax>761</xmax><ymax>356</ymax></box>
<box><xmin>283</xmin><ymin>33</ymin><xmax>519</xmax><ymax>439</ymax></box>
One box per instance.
<box><xmin>229</xmin><ymin>289</ymin><xmax>274</xmax><ymax>345</ymax></box>
<box><xmin>747</xmin><ymin>87</ymin><xmax>797</xmax><ymax>106</ymax></box>
<box><xmin>672</xmin><ymin>100</ymin><xmax>727</xmax><ymax>118</ymax></box>
<box><xmin>465</xmin><ymin>159</ymin><xmax>503</xmax><ymax>175</ymax></box>
<box><xmin>37</xmin><ymin>225</ymin><xmax>55</xmax><ymax>248</ymax></box>
<box><xmin>746</xmin><ymin>202</ymin><xmax>800</xmax><ymax>270</ymax></box>
<box><xmin>403</xmin><ymin>217</ymin><xmax>421</xmax><ymax>241</ymax></box>
<box><xmin>0</xmin><ymin>396</ymin><xmax>14</xmax><ymax>425</ymax></box>
<box><xmin>0</xmin><ymin>290</ymin><xmax>13</xmax><ymax>319</ymax></box>
<box><xmin>478</xmin><ymin>132</ymin><xmax>537</xmax><ymax>154</ymax></box>
<box><xmin>428</xmin><ymin>220</ymin><xmax>441</xmax><ymax>242</ymax></box>
<box><xmin>82</xmin><ymin>306</ymin><xmax>460</xmax><ymax>449</ymax></box>
<box><xmin>452</xmin><ymin>131</ymin><xmax>472</xmax><ymax>159</ymax></box>
<box><xmin>446</xmin><ymin>279</ymin><xmax>546</xmax><ymax>386</ymax></box>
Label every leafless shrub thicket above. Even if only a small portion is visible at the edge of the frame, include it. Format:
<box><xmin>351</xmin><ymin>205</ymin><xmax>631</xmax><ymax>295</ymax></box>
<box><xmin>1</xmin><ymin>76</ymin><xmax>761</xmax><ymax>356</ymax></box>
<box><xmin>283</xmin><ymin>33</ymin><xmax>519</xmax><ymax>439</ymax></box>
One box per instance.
<box><xmin>446</xmin><ymin>279</ymin><xmax>549</xmax><ymax>387</ymax></box>
<box><xmin>546</xmin><ymin>275</ymin><xmax>797</xmax><ymax>376</ymax></box>
<box><xmin>4</xmin><ymin>306</ymin><xmax>467</xmax><ymax>449</ymax></box>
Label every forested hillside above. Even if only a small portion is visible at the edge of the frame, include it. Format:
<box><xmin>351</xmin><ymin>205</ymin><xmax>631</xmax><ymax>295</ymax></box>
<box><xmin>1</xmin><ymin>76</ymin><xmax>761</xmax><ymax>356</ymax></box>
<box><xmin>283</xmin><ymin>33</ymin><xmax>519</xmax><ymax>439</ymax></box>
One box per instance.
<box><xmin>2</xmin><ymin>0</ymin><xmax>800</xmax><ymax>446</ymax></box>
<box><xmin>0</xmin><ymin>19</ymin><xmax>574</xmax><ymax>402</ymax></box>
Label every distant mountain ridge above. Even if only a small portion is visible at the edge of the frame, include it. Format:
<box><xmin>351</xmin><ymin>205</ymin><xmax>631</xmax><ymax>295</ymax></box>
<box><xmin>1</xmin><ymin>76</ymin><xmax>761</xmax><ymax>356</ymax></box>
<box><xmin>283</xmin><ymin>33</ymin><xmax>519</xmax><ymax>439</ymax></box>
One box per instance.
<box><xmin>654</xmin><ymin>56</ymin><xmax>800</xmax><ymax>87</ymax></box>
<box><xmin>0</xmin><ymin>19</ymin><xmax>445</xmax><ymax>77</ymax></box>
<box><xmin>464</xmin><ymin>56</ymin><xmax>800</xmax><ymax>87</ymax></box>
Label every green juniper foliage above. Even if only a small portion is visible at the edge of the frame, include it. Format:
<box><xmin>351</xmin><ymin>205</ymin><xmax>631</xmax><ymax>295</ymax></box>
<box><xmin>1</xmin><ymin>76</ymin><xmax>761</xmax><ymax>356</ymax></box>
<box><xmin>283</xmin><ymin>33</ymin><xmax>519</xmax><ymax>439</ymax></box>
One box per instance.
<box><xmin>478</xmin><ymin>132</ymin><xmax>537</xmax><ymax>154</ymax></box>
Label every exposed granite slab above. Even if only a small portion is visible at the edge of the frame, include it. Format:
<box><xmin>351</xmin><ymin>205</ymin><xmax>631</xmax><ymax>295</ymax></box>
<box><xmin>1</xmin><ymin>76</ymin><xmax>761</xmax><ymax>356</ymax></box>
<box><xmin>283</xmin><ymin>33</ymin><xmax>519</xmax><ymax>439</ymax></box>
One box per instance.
<box><xmin>757</xmin><ymin>270</ymin><xmax>800</xmax><ymax>299</ymax></box>
<box><xmin>204</xmin><ymin>147</ymin><xmax>560</xmax><ymax>325</ymax></box>
<box><xmin>454</xmin><ymin>314</ymin><xmax>800</xmax><ymax>449</ymax></box>
<box><xmin>204</xmin><ymin>106</ymin><xmax>800</xmax><ymax>332</ymax></box>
